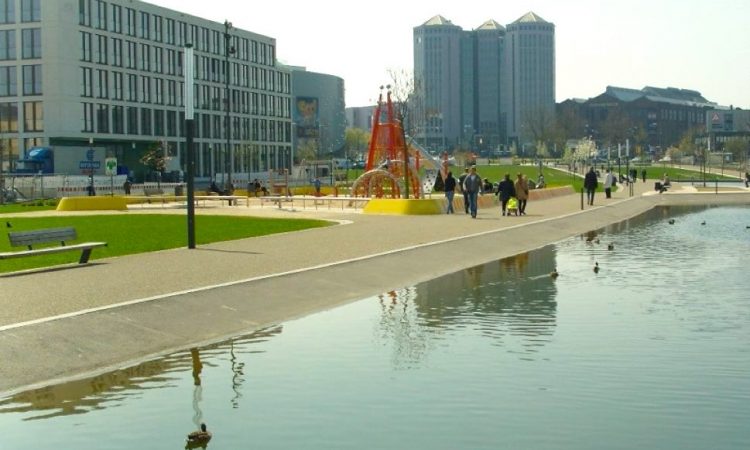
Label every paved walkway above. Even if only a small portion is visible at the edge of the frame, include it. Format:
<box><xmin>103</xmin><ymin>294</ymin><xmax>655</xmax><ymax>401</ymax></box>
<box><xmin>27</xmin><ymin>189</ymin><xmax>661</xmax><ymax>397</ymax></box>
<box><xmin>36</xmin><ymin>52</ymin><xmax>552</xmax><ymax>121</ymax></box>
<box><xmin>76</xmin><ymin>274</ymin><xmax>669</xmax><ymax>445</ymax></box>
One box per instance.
<box><xmin>0</xmin><ymin>180</ymin><xmax>746</xmax><ymax>395</ymax></box>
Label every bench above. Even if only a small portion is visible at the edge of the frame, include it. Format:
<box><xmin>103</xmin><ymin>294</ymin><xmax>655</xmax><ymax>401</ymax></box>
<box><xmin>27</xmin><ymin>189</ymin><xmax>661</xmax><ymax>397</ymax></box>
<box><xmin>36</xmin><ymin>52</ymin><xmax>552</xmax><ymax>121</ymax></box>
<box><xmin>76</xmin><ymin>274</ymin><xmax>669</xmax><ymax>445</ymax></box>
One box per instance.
<box><xmin>144</xmin><ymin>188</ymin><xmax>164</xmax><ymax>196</ymax></box>
<box><xmin>0</xmin><ymin>227</ymin><xmax>107</xmax><ymax>264</ymax></box>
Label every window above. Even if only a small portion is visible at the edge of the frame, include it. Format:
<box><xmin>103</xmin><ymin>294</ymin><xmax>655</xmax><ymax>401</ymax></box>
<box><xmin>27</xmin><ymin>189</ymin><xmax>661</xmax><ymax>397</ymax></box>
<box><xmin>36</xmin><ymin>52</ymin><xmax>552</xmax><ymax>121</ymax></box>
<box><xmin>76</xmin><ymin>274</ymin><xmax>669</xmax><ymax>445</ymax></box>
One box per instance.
<box><xmin>154</xmin><ymin>78</ymin><xmax>163</xmax><ymax>104</ymax></box>
<box><xmin>140</xmin><ymin>75</ymin><xmax>151</xmax><ymax>103</ymax></box>
<box><xmin>153</xmin><ymin>15</ymin><xmax>162</xmax><ymax>42</ymax></box>
<box><xmin>81</xmin><ymin>67</ymin><xmax>93</xmax><ymax>97</ymax></box>
<box><xmin>81</xmin><ymin>32</ymin><xmax>92</xmax><ymax>61</ymax></box>
<box><xmin>127</xmin><ymin>73</ymin><xmax>137</xmax><ymax>101</ymax></box>
<box><xmin>153</xmin><ymin>109</ymin><xmax>164</xmax><ymax>136</ymax></box>
<box><xmin>112</xmin><ymin>71</ymin><xmax>122</xmax><ymax>99</ymax></box>
<box><xmin>96</xmin><ymin>104</ymin><xmax>108</xmax><ymax>133</ymax></box>
<box><xmin>167</xmin><ymin>80</ymin><xmax>176</xmax><ymax>105</ymax></box>
<box><xmin>112</xmin><ymin>38</ymin><xmax>122</xmax><ymax>66</ymax></box>
<box><xmin>125</xmin><ymin>8</ymin><xmax>135</xmax><ymax>36</ymax></box>
<box><xmin>111</xmin><ymin>4</ymin><xmax>121</xmax><ymax>33</ymax></box>
<box><xmin>126</xmin><ymin>41</ymin><xmax>136</xmax><ymax>69</ymax></box>
<box><xmin>82</xmin><ymin>102</ymin><xmax>94</xmax><ymax>132</ymax></box>
<box><xmin>139</xmin><ymin>43</ymin><xmax>150</xmax><ymax>71</ymax></box>
<box><xmin>0</xmin><ymin>66</ymin><xmax>16</xmax><ymax>96</ymax></box>
<box><xmin>166</xmin><ymin>49</ymin><xmax>176</xmax><ymax>75</ymax></box>
<box><xmin>153</xmin><ymin>47</ymin><xmax>162</xmax><ymax>73</ymax></box>
<box><xmin>165</xmin><ymin>19</ymin><xmax>175</xmax><ymax>45</ymax></box>
<box><xmin>127</xmin><ymin>106</ymin><xmax>138</xmax><ymax>134</ymax></box>
<box><xmin>22</xmin><ymin>28</ymin><xmax>41</xmax><ymax>59</ymax></box>
<box><xmin>166</xmin><ymin>110</ymin><xmax>176</xmax><ymax>136</ymax></box>
<box><xmin>112</xmin><ymin>105</ymin><xmax>124</xmax><ymax>133</ymax></box>
<box><xmin>79</xmin><ymin>0</ymin><xmax>91</xmax><ymax>26</ymax></box>
<box><xmin>140</xmin><ymin>107</ymin><xmax>151</xmax><ymax>135</ymax></box>
<box><xmin>95</xmin><ymin>34</ymin><xmax>107</xmax><ymax>64</ymax></box>
<box><xmin>0</xmin><ymin>30</ymin><xmax>15</xmax><ymax>60</ymax></box>
<box><xmin>96</xmin><ymin>69</ymin><xmax>108</xmax><ymax>98</ymax></box>
<box><xmin>0</xmin><ymin>102</ymin><xmax>18</xmax><ymax>132</ymax></box>
<box><xmin>23</xmin><ymin>100</ymin><xmax>42</xmax><ymax>131</ymax></box>
<box><xmin>139</xmin><ymin>12</ymin><xmax>149</xmax><ymax>39</ymax></box>
<box><xmin>20</xmin><ymin>0</ymin><xmax>40</xmax><ymax>22</ymax></box>
<box><xmin>22</xmin><ymin>64</ymin><xmax>41</xmax><ymax>95</ymax></box>
<box><xmin>95</xmin><ymin>0</ymin><xmax>107</xmax><ymax>30</ymax></box>
<box><xmin>0</xmin><ymin>0</ymin><xmax>15</xmax><ymax>24</ymax></box>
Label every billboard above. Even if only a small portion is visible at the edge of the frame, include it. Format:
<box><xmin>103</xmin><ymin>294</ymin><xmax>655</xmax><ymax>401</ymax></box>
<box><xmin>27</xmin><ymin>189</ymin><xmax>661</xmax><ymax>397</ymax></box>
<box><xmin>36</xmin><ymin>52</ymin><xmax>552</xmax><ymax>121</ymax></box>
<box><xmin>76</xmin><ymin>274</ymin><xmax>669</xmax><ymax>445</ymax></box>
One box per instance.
<box><xmin>294</xmin><ymin>97</ymin><xmax>319</xmax><ymax>138</ymax></box>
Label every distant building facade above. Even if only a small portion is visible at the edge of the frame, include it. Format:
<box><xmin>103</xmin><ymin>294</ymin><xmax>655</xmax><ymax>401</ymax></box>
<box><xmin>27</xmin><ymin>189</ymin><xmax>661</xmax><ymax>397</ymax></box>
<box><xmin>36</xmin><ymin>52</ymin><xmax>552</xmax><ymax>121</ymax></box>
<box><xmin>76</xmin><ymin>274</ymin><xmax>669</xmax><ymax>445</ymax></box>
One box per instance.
<box><xmin>412</xmin><ymin>12</ymin><xmax>555</xmax><ymax>154</ymax></box>
<box><xmin>345</xmin><ymin>106</ymin><xmax>375</xmax><ymax>131</ymax></box>
<box><xmin>558</xmin><ymin>86</ymin><xmax>721</xmax><ymax>151</ymax></box>
<box><xmin>1</xmin><ymin>0</ymin><xmax>293</xmax><ymax>180</ymax></box>
<box><xmin>290</xmin><ymin>68</ymin><xmax>346</xmax><ymax>161</ymax></box>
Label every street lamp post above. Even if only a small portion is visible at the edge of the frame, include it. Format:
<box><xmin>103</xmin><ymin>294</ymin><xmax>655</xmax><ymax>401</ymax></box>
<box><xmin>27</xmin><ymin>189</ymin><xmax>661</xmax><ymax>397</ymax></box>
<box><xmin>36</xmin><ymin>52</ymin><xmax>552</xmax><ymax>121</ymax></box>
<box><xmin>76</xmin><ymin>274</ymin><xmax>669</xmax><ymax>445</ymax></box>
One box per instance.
<box><xmin>88</xmin><ymin>137</ymin><xmax>95</xmax><ymax>196</ymax></box>
<box><xmin>224</xmin><ymin>20</ymin><xmax>235</xmax><ymax>193</ymax></box>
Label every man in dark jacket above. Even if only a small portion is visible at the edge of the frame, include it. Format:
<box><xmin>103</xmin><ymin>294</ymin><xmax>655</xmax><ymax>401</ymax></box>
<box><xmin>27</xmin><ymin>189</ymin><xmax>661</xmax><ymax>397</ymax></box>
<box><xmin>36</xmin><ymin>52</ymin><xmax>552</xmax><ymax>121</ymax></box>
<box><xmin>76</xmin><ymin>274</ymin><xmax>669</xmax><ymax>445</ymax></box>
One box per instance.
<box><xmin>462</xmin><ymin>166</ymin><xmax>482</xmax><ymax>218</ymax></box>
<box><xmin>458</xmin><ymin>168</ymin><xmax>470</xmax><ymax>214</ymax></box>
<box><xmin>443</xmin><ymin>171</ymin><xmax>457</xmax><ymax>214</ymax></box>
<box><xmin>496</xmin><ymin>173</ymin><xmax>516</xmax><ymax>216</ymax></box>
<box><xmin>584</xmin><ymin>167</ymin><xmax>598</xmax><ymax>205</ymax></box>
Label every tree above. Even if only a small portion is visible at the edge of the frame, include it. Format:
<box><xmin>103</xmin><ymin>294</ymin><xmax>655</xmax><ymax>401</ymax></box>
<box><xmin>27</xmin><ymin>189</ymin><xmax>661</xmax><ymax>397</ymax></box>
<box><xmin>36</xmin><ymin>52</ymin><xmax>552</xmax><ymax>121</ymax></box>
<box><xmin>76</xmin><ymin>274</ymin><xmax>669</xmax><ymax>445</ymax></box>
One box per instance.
<box><xmin>139</xmin><ymin>141</ymin><xmax>170</xmax><ymax>187</ymax></box>
<box><xmin>521</xmin><ymin>106</ymin><xmax>556</xmax><ymax>148</ymax></box>
<box><xmin>344</xmin><ymin>127</ymin><xmax>369</xmax><ymax>161</ymax></box>
<box><xmin>724</xmin><ymin>139</ymin><xmax>749</xmax><ymax>169</ymax></box>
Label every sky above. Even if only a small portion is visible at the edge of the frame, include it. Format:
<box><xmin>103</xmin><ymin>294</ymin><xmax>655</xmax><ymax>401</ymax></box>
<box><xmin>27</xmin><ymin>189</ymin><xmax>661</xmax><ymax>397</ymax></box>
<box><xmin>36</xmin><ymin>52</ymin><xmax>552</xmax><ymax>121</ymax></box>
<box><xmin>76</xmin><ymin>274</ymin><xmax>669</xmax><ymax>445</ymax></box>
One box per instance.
<box><xmin>149</xmin><ymin>0</ymin><xmax>750</xmax><ymax>109</ymax></box>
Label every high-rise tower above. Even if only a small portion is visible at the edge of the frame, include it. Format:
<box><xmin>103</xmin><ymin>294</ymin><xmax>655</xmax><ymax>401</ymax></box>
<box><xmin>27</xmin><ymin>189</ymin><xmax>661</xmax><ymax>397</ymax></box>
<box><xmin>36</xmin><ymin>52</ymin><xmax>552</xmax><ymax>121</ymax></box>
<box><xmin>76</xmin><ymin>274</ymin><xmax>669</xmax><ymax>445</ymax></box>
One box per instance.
<box><xmin>504</xmin><ymin>12</ymin><xmax>556</xmax><ymax>146</ymax></box>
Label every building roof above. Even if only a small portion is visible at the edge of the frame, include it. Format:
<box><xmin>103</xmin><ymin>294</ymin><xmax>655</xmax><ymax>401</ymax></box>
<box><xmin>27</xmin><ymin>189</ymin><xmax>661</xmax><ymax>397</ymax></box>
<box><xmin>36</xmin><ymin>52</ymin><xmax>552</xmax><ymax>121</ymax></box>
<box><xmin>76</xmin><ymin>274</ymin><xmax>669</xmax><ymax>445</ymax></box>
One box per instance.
<box><xmin>476</xmin><ymin>19</ymin><xmax>505</xmax><ymax>31</ymax></box>
<box><xmin>512</xmin><ymin>11</ymin><xmax>549</xmax><ymax>24</ymax></box>
<box><xmin>423</xmin><ymin>15</ymin><xmax>455</xmax><ymax>26</ymax></box>
<box><xmin>604</xmin><ymin>85</ymin><xmax>720</xmax><ymax>108</ymax></box>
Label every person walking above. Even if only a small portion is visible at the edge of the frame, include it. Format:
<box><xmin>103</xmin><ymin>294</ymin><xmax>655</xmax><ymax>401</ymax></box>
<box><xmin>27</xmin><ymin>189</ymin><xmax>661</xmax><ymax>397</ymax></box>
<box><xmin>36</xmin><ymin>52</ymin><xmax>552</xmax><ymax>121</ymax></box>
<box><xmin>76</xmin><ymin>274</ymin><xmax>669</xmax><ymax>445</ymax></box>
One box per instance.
<box><xmin>458</xmin><ymin>168</ymin><xmax>470</xmax><ymax>214</ymax></box>
<box><xmin>603</xmin><ymin>168</ymin><xmax>614</xmax><ymax>199</ymax></box>
<box><xmin>584</xmin><ymin>167</ymin><xmax>598</xmax><ymax>205</ymax></box>
<box><xmin>443</xmin><ymin>171</ymin><xmax>456</xmax><ymax>214</ymax></box>
<box><xmin>462</xmin><ymin>166</ymin><xmax>482</xmax><ymax>218</ymax></box>
<box><xmin>514</xmin><ymin>173</ymin><xmax>529</xmax><ymax>215</ymax></box>
<box><xmin>497</xmin><ymin>173</ymin><xmax>516</xmax><ymax>216</ymax></box>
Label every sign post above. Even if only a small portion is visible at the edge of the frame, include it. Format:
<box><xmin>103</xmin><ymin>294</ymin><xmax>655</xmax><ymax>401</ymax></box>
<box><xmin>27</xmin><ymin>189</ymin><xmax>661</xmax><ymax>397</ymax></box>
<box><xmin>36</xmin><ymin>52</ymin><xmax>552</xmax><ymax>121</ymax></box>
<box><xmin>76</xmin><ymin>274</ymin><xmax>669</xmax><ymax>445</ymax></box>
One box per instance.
<box><xmin>105</xmin><ymin>157</ymin><xmax>117</xmax><ymax>196</ymax></box>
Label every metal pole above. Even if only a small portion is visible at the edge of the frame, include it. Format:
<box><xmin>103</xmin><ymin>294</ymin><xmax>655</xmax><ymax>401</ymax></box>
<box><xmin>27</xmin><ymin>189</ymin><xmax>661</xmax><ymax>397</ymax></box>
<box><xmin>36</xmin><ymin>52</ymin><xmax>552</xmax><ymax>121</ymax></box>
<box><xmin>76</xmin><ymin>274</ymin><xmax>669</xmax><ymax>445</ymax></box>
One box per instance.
<box><xmin>224</xmin><ymin>21</ymin><xmax>233</xmax><ymax>193</ymax></box>
<box><xmin>185</xmin><ymin>44</ymin><xmax>196</xmax><ymax>249</ymax></box>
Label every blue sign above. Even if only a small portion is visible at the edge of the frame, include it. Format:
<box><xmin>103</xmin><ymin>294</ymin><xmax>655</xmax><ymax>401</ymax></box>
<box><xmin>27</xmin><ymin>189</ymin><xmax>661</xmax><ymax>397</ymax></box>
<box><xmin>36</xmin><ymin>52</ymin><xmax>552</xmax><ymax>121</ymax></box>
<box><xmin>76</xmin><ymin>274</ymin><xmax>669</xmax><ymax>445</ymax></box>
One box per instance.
<box><xmin>79</xmin><ymin>161</ymin><xmax>101</xmax><ymax>169</ymax></box>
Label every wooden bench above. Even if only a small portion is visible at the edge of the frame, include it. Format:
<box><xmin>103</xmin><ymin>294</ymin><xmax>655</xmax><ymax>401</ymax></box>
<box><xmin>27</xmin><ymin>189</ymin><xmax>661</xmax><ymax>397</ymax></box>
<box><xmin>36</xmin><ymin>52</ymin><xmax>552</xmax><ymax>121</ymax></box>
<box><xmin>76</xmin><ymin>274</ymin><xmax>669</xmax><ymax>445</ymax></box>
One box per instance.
<box><xmin>0</xmin><ymin>227</ymin><xmax>107</xmax><ymax>264</ymax></box>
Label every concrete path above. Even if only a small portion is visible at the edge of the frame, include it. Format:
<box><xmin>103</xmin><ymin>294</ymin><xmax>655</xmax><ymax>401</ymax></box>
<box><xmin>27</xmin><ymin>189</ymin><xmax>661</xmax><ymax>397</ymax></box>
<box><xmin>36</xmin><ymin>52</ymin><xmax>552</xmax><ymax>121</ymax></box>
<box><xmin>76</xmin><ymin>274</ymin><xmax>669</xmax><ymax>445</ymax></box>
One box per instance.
<box><xmin>0</xmin><ymin>180</ymin><xmax>747</xmax><ymax>395</ymax></box>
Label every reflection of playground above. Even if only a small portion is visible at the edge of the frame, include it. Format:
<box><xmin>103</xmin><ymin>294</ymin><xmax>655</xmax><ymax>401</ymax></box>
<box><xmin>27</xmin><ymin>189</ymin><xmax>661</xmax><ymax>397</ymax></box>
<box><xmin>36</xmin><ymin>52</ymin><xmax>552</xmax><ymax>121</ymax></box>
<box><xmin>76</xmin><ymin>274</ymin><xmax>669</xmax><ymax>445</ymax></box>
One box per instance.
<box><xmin>0</xmin><ymin>326</ymin><xmax>282</xmax><ymax>421</ymax></box>
<box><xmin>377</xmin><ymin>246</ymin><xmax>559</xmax><ymax>364</ymax></box>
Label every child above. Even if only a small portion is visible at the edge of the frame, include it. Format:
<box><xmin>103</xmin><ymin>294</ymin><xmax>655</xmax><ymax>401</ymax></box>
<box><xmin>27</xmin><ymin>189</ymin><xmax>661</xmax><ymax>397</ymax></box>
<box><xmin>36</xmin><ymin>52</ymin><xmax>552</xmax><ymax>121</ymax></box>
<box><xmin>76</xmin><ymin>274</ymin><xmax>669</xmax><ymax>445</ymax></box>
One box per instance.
<box><xmin>506</xmin><ymin>196</ymin><xmax>519</xmax><ymax>216</ymax></box>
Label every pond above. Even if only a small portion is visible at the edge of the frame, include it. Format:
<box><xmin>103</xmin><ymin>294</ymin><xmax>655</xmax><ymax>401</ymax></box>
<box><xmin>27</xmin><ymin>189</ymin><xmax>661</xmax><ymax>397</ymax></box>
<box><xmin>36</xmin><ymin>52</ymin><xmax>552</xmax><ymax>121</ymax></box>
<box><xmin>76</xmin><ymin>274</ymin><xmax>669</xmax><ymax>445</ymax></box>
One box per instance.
<box><xmin>1</xmin><ymin>205</ymin><xmax>749</xmax><ymax>449</ymax></box>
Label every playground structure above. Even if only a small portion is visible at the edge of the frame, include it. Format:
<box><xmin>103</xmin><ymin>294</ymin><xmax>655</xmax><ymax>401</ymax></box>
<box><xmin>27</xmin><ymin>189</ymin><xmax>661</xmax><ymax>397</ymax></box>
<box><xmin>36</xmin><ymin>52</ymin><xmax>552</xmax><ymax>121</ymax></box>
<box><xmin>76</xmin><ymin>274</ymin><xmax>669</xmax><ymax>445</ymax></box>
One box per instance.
<box><xmin>351</xmin><ymin>88</ymin><xmax>446</xmax><ymax>199</ymax></box>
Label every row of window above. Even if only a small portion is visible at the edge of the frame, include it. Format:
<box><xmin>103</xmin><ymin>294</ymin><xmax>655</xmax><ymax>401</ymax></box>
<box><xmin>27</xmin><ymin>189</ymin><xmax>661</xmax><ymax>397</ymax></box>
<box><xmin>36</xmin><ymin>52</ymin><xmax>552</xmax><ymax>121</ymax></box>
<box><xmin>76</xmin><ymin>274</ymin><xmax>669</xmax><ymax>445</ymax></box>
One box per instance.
<box><xmin>80</xmin><ymin>103</ymin><xmax>290</xmax><ymax>143</ymax></box>
<box><xmin>0</xmin><ymin>0</ymin><xmax>40</xmax><ymax>24</ymax></box>
<box><xmin>0</xmin><ymin>64</ymin><xmax>40</xmax><ymax>96</ymax></box>
<box><xmin>79</xmin><ymin>68</ymin><xmax>291</xmax><ymax>118</ymax></box>
<box><xmin>0</xmin><ymin>100</ymin><xmax>42</xmax><ymax>132</ymax></box>
<box><xmin>80</xmin><ymin>33</ymin><xmax>291</xmax><ymax>94</ymax></box>
<box><xmin>0</xmin><ymin>28</ymin><xmax>41</xmax><ymax>60</ymax></box>
<box><xmin>79</xmin><ymin>0</ymin><xmax>275</xmax><ymax>66</ymax></box>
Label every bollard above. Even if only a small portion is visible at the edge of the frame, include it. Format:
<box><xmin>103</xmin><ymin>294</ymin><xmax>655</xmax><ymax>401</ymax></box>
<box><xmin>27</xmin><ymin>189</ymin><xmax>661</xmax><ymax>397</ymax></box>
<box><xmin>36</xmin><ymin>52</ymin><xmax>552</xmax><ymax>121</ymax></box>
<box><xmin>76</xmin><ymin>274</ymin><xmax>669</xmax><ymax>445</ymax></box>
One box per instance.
<box><xmin>581</xmin><ymin>187</ymin><xmax>585</xmax><ymax>210</ymax></box>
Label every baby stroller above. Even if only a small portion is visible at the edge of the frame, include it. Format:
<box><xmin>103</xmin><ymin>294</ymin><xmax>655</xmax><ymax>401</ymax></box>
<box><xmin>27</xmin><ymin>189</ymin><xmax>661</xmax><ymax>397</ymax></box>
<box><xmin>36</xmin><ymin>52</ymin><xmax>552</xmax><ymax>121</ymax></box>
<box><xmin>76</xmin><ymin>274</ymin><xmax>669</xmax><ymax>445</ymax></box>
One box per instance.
<box><xmin>506</xmin><ymin>197</ymin><xmax>519</xmax><ymax>216</ymax></box>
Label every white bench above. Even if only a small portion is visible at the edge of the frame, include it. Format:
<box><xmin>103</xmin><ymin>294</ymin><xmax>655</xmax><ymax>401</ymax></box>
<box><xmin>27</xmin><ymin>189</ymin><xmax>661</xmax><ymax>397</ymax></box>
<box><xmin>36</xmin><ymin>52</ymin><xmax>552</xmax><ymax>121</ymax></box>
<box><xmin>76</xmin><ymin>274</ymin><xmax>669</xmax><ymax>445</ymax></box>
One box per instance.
<box><xmin>0</xmin><ymin>227</ymin><xmax>107</xmax><ymax>264</ymax></box>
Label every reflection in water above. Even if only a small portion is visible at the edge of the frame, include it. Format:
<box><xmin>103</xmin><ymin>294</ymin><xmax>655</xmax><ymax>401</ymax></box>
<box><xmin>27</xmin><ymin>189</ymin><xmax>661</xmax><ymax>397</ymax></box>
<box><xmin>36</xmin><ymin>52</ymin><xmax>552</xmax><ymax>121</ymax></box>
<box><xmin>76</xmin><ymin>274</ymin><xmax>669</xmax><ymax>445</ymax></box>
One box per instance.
<box><xmin>0</xmin><ymin>326</ymin><xmax>282</xmax><ymax>422</ymax></box>
<box><xmin>377</xmin><ymin>246</ymin><xmax>559</xmax><ymax>367</ymax></box>
<box><xmin>190</xmin><ymin>348</ymin><xmax>204</xmax><ymax>430</ymax></box>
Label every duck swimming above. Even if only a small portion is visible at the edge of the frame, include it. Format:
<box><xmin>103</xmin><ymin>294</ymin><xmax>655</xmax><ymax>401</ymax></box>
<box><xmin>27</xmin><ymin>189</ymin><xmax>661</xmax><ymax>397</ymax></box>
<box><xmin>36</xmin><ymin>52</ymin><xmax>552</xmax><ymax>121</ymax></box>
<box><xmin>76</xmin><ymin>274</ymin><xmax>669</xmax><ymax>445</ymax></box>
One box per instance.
<box><xmin>668</xmin><ymin>219</ymin><xmax>675</xmax><ymax>225</ymax></box>
<box><xmin>593</xmin><ymin>262</ymin><xmax>600</xmax><ymax>273</ymax></box>
<box><xmin>550</xmin><ymin>269</ymin><xmax>559</xmax><ymax>279</ymax></box>
<box><xmin>607</xmin><ymin>243</ymin><xmax>614</xmax><ymax>251</ymax></box>
<box><xmin>186</xmin><ymin>423</ymin><xmax>212</xmax><ymax>448</ymax></box>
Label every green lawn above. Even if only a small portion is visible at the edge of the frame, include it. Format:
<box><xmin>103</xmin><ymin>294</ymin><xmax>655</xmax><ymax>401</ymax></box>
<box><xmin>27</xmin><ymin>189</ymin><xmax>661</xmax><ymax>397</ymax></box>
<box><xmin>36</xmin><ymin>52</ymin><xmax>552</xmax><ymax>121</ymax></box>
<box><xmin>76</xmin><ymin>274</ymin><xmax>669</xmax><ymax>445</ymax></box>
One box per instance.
<box><xmin>0</xmin><ymin>214</ymin><xmax>330</xmax><ymax>273</ymax></box>
<box><xmin>0</xmin><ymin>199</ymin><xmax>58</xmax><ymax>214</ymax></box>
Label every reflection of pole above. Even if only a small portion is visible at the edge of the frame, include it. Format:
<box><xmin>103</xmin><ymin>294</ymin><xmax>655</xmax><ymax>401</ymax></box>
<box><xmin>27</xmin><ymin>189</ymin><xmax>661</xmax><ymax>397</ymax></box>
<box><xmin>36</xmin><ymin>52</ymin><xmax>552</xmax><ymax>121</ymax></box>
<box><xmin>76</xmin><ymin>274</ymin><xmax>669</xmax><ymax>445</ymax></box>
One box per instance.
<box><xmin>184</xmin><ymin>44</ymin><xmax>196</xmax><ymax>249</ymax></box>
<box><xmin>190</xmin><ymin>348</ymin><xmax>204</xmax><ymax>428</ymax></box>
<box><xmin>229</xmin><ymin>342</ymin><xmax>244</xmax><ymax>409</ymax></box>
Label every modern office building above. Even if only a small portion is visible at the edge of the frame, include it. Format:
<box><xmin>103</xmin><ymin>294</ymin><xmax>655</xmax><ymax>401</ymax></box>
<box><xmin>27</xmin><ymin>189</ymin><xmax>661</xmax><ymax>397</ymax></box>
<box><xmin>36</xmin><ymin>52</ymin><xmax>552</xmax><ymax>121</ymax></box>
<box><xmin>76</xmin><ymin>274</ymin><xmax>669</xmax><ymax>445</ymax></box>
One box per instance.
<box><xmin>1</xmin><ymin>0</ymin><xmax>293</xmax><ymax>182</ymax></box>
<box><xmin>412</xmin><ymin>12</ymin><xmax>554</xmax><ymax>154</ymax></box>
<box><xmin>289</xmin><ymin>67</ymin><xmax>346</xmax><ymax>162</ymax></box>
<box><xmin>503</xmin><ymin>12</ymin><xmax>555</xmax><ymax>146</ymax></box>
<box><xmin>345</xmin><ymin>105</ymin><xmax>375</xmax><ymax>132</ymax></box>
